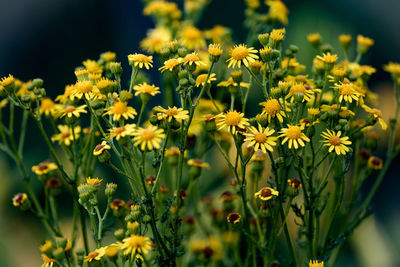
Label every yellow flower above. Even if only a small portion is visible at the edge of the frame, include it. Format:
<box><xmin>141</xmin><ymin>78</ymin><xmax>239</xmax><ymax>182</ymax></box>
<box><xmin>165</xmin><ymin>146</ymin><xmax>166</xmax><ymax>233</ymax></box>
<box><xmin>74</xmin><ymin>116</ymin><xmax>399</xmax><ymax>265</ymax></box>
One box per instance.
<box><xmin>362</xmin><ymin>105</ymin><xmax>387</xmax><ymax>130</ymax></box>
<box><xmin>286</xmin><ymin>83</ymin><xmax>314</xmax><ymax>102</ymax></box>
<box><xmin>96</xmin><ymin>78</ymin><xmax>116</xmax><ymax>93</ymax></box>
<box><xmin>339</xmin><ymin>34</ymin><xmax>352</xmax><ymax>46</ymax></box>
<box><xmin>40</xmin><ymin>240</ymin><xmax>53</xmax><ymax>253</ymax></box>
<box><xmin>133</xmin><ymin>83</ymin><xmax>160</xmax><ymax>96</ymax></box>
<box><xmin>128</xmin><ymin>53</ymin><xmax>153</xmax><ymax>69</ymax></box>
<box><xmin>383</xmin><ymin>62</ymin><xmax>400</xmax><ymax>76</ymax></box>
<box><xmin>309</xmin><ymin>260</ymin><xmax>324</xmax><ymax>267</ymax></box>
<box><xmin>179</xmin><ymin>25</ymin><xmax>206</xmax><ymax>50</ymax></box>
<box><xmin>41</xmin><ymin>254</ymin><xmax>55</xmax><ymax>267</ymax></box>
<box><xmin>121</xmin><ymin>235</ymin><xmax>152</xmax><ymax>259</ymax></box>
<box><xmin>51</xmin><ymin>125</ymin><xmax>81</xmax><ymax>146</ymax></box>
<box><xmin>266</xmin><ymin>1</ymin><xmax>289</xmax><ymax>24</ymax></box>
<box><xmin>165</xmin><ymin>146</ymin><xmax>181</xmax><ymax>157</ymax></box>
<box><xmin>93</xmin><ymin>141</ymin><xmax>111</xmax><ymax>156</ymax></box>
<box><xmin>357</xmin><ymin>34</ymin><xmax>374</xmax><ymax>47</ymax></box>
<box><xmin>208</xmin><ymin>43</ymin><xmax>223</xmax><ymax>57</ymax></box>
<box><xmin>227</xmin><ymin>212</ymin><xmax>241</xmax><ymax>224</ymax></box>
<box><xmin>307</xmin><ymin>108</ymin><xmax>320</xmax><ymax>116</ymax></box>
<box><xmin>279</xmin><ymin>124</ymin><xmax>310</xmax><ymax>149</ymax></box>
<box><xmin>101</xmin><ymin>51</ymin><xmax>116</xmax><ymax>62</ymax></box>
<box><xmin>217</xmin><ymin>77</ymin><xmax>249</xmax><ymax>88</ymax></box>
<box><xmin>246</xmin><ymin>0</ymin><xmax>260</xmax><ymax>9</ymax></box>
<box><xmin>368</xmin><ymin>156</ymin><xmax>383</xmax><ymax>170</ymax></box>
<box><xmin>334</xmin><ymin>81</ymin><xmax>360</xmax><ymax>103</ymax></box>
<box><xmin>195</xmin><ymin>73</ymin><xmax>216</xmax><ymax>87</ymax></box>
<box><xmin>187</xmin><ymin>158</ymin><xmax>210</xmax><ymax>169</ymax></box>
<box><xmin>204</xmin><ymin>25</ymin><xmax>230</xmax><ymax>43</ymax></box>
<box><xmin>83</xmin><ymin>59</ymin><xmax>103</xmax><ymax>73</ymax></box>
<box><xmin>0</xmin><ymin>74</ymin><xmax>15</xmax><ymax>87</ymax></box>
<box><xmin>108</xmin><ymin>124</ymin><xmax>136</xmax><ymax>140</ymax></box>
<box><xmin>132</xmin><ymin>125</ymin><xmax>166</xmax><ymax>151</ymax></box>
<box><xmin>321</xmin><ymin>129</ymin><xmax>351</xmax><ymax>155</ymax></box>
<box><xmin>104</xmin><ymin>101</ymin><xmax>137</xmax><ymax>121</ymax></box>
<box><xmin>154</xmin><ymin>106</ymin><xmax>189</xmax><ymax>123</ymax></box>
<box><xmin>12</xmin><ymin>193</ymin><xmax>28</xmax><ymax>207</ymax></box>
<box><xmin>59</xmin><ymin>104</ymin><xmax>87</xmax><ymax>118</ymax></box>
<box><xmin>40</xmin><ymin>98</ymin><xmax>61</xmax><ymax>117</ymax></box>
<box><xmin>260</xmin><ymin>98</ymin><xmax>288</xmax><ymax>123</ymax></box>
<box><xmin>159</xmin><ymin>58</ymin><xmax>182</xmax><ymax>72</ymax></box>
<box><xmin>86</xmin><ymin>177</ymin><xmax>103</xmax><ymax>187</ymax></box>
<box><xmin>183</xmin><ymin>52</ymin><xmax>204</xmax><ymax>66</ymax></box>
<box><xmin>32</xmin><ymin>161</ymin><xmax>58</xmax><ymax>175</ymax></box>
<box><xmin>254</xmin><ymin>187</ymin><xmax>279</xmax><ymax>201</ymax></box>
<box><xmin>55</xmin><ymin>84</ymin><xmax>75</xmax><ymax>104</ymax></box>
<box><xmin>270</xmin><ymin>28</ymin><xmax>286</xmax><ymax>42</ymax></box>
<box><xmin>140</xmin><ymin>27</ymin><xmax>172</xmax><ymax>53</ymax></box>
<box><xmin>244</xmin><ymin>124</ymin><xmax>277</xmax><ymax>153</ymax></box>
<box><xmin>316</xmin><ymin>52</ymin><xmax>338</xmax><ymax>64</ymax></box>
<box><xmin>307</xmin><ymin>33</ymin><xmax>321</xmax><ymax>44</ymax></box>
<box><xmin>215</xmin><ymin>110</ymin><xmax>250</xmax><ymax>134</ymax></box>
<box><xmin>84</xmin><ymin>247</ymin><xmax>106</xmax><ymax>262</ymax></box>
<box><xmin>226</xmin><ymin>44</ymin><xmax>258</xmax><ymax>68</ymax></box>
<box><xmin>72</xmin><ymin>80</ymin><xmax>94</xmax><ymax>100</ymax></box>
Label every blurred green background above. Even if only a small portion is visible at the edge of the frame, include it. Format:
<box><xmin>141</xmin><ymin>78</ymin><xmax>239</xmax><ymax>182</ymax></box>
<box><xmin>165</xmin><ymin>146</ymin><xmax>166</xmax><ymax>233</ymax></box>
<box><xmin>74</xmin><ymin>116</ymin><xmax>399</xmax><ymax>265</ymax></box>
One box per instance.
<box><xmin>0</xmin><ymin>0</ymin><xmax>399</xmax><ymax>266</ymax></box>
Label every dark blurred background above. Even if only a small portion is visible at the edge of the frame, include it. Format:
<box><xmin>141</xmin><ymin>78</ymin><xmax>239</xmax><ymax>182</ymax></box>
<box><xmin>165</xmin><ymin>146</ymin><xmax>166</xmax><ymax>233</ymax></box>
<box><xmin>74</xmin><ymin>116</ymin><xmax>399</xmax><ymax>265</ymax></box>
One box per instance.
<box><xmin>1</xmin><ymin>0</ymin><xmax>399</xmax><ymax>266</ymax></box>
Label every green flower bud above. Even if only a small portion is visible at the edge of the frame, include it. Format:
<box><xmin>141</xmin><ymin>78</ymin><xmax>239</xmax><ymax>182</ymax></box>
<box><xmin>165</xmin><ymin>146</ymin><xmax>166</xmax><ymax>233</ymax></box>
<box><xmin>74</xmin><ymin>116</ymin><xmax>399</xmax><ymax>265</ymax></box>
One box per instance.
<box><xmin>52</xmin><ymin>247</ymin><xmax>65</xmax><ymax>260</ymax></box>
<box><xmin>114</xmin><ymin>229</ymin><xmax>125</xmax><ymax>241</ymax></box>
<box><xmin>105</xmin><ymin>183</ymin><xmax>117</xmax><ymax>197</ymax></box>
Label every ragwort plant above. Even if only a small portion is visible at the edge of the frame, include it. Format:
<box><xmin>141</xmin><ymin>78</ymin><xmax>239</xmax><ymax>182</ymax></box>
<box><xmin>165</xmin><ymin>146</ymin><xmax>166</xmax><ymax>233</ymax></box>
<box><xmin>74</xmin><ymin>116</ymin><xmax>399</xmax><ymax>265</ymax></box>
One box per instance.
<box><xmin>2</xmin><ymin>0</ymin><xmax>400</xmax><ymax>266</ymax></box>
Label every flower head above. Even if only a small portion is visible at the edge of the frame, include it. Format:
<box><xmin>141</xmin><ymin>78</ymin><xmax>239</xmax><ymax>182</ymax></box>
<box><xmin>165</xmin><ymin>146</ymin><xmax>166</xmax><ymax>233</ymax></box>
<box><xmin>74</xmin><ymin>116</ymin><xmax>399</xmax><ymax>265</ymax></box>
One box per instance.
<box><xmin>86</xmin><ymin>177</ymin><xmax>103</xmax><ymax>187</ymax></box>
<box><xmin>334</xmin><ymin>81</ymin><xmax>360</xmax><ymax>103</ymax></box>
<box><xmin>132</xmin><ymin>125</ymin><xmax>166</xmax><ymax>151</ymax></box>
<box><xmin>32</xmin><ymin>161</ymin><xmax>58</xmax><ymax>175</ymax></box>
<box><xmin>227</xmin><ymin>212</ymin><xmax>241</xmax><ymax>224</ymax></box>
<box><xmin>72</xmin><ymin>80</ymin><xmax>94</xmax><ymax>100</ymax></box>
<box><xmin>128</xmin><ymin>53</ymin><xmax>153</xmax><ymax>69</ymax></box>
<box><xmin>0</xmin><ymin>74</ymin><xmax>15</xmax><ymax>87</ymax></box>
<box><xmin>179</xmin><ymin>25</ymin><xmax>206</xmax><ymax>50</ymax></box>
<box><xmin>316</xmin><ymin>52</ymin><xmax>338</xmax><ymax>65</ymax></box>
<box><xmin>188</xmin><ymin>158</ymin><xmax>211</xmax><ymax>169</ymax></box>
<box><xmin>254</xmin><ymin>187</ymin><xmax>279</xmax><ymax>201</ymax></box>
<box><xmin>244</xmin><ymin>124</ymin><xmax>277</xmax><ymax>153</ymax></box>
<box><xmin>40</xmin><ymin>98</ymin><xmax>61</xmax><ymax>117</ymax></box>
<box><xmin>41</xmin><ymin>254</ymin><xmax>55</xmax><ymax>267</ymax></box>
<box><xmin>12</xmin><ymin>193</ymin><xmax>28</xmax><ymax>207</ymax></box>
<box><xmin>208</xmin><ymin>43</ymin><xmax>223</xmax><ymax>57</ymax></box>
<box><xmin>286</xmin><ymin>83</ymin><xmax>314</xmax><ymax>102</ymax></box>
<box><xmin>368</xmin><ymin>156</ymin><xmax>383</xmax><ymax>170</ymax></box>
<box><xmin>60</xmin><ymin>104</ymin><xmax>87</xmax><ymax>118</ymax></box>
<box><xmin>133</xmin><ymin>83</ymin><xmax>160</xmax><ymax>96</ymax></box>
<box><xmin>215</xmin><ymin>110</ymin><xmax>249</xmax><ymax>134</ymax></box>
<box><xmin>159</xmin><ymin>58</ymin><xmax>182</xmax><ymax>72</ymax></box>
<box><xmin>84</xmin><ymin>247</ymin><xmax>106</xmax><ymax>262</ymax></box>
<box><xmin>260</xmin><ymin>98</ymin><xmax>288</xmax><ymax>122</ymax></box>
<box><xmin>279</xmin><ymin>124</ymin><xmax>310</xmax><ymax>149</ymax></box>
<box><xmin>309</xmin><ymin>260</ymin><xmax>324</xmax><ymax>267</ymax></box>
<box><xmin>140</xmin><ymin>27</ymin><xmax>172</xmax><ymax>53</ymax></box>
<box><xmin>183</xmin><ymin>52</ymin><xmax>204</xmax><ymax>66</ymax></box>
<box><xmin>362</xmin><ymin>105</ymin><xmax>387</xmax><ymax>130</ymax></box>
<box><xmin>104</xmin><ymin>101</ymin><xmax>137</xmax><ymax>121</ymax></box>
<box><xmin>108</xmin><ymin>124</ymin><xmax>136</xmax><ymax>140</ymax></box>
<box><xmin>195</xmin><ymin>73</ymin><xmax>216</xmax><ymax>87</ymax></box>
<box><xmin>121</xmin><ymin>235</ymin><xmax>152</xmax><ymax>259</ymax></box>
<box><xmin>154</xmin><ymin>106</ymin><xmax>189</xmax><ymax>123</ymax></box>
<box><xmin>226</xmin><ymin>44</ymin><xmax>258</xmax><ymax>68</ymax></box>
<box><xmin>321</xmin><ymin>129</ymin><xmax>351</xmax><ymax>155</ymax></box>
<box><xmin>51</xmin><ymin>125</ymin><xmax>81</xmax><ymax>146</ymax></box>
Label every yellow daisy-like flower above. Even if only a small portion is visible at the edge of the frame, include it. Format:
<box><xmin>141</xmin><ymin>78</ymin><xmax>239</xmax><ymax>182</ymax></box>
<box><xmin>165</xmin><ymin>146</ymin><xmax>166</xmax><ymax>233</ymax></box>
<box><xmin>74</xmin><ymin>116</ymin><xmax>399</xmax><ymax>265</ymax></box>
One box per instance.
<box><xmin>128</xmin><ymin>53</ymin><xmax>153</xmax><ymax>69</ymax></box>
<box><xmin>266</xmin><ymin>1</ymin><xmax>289</xmax><ymax>25</ymax></box>
<box><xmin>96</xmin><ymin>78</ymin><xmax>116</xmax><ymax>93</ymax></box>
<box><xmin>308</xmin><ymin>108</ymin><xmax>320</xmax><ymax>116</ymax></box>
<box><xmin>39</xmin><ymin>98</ymin><xmax>61</xmax><ymax>117</ymax></box>
<box><xmin>154</xmin><ymin>106</ymin><xmax>189</xmax><ymax>123</ymax></box>
<box><xmin>244</xmin><ymin>124</ymin><xmax>277</xmax><ymax>153</ymax></box>
<box><xmin>121</xmin><ymin>235</ymin><xmax>152</xmax><ymax>259</ymax></box>
<box><xmin>357</xmin><ymin>35</ymin><xmax>374</xmax><ymax>47</ymax></box>
<box><xmin>316</xmin><ymin>52</ymin><xmax>338</xmax><ymax>64</ymax></box>
<box><xmin>309</xmin><ymin>260</ymin><xmax>324</xmax><ymax>267</ymax></box>
<box><xmin>83</xmin><ymin>59</ymin><xmax>103</xmax><ymax>73</ymax></box>
<box><xmin>133</xmin><ymin>83</ymin><xmax>160</xmax><ymax>96</ymax></box>
<box><xmin>93</xmin><ymin>141</ymin><xmax>111</xmax><ymax>156</ymax></box>
<box><xmin>132</xmin><ymin>125</ymin><xmax>166</xmax><ymax>151</ymax></box>
<box><xmin>179</xmin><ymin>25</ymin><xmax>206</xmax><ymax>50</ymax></box>
<box><xmin>227</xmin><ymin>212</ymin><xmax>241</xmax><ymax>224</ymax></box>
<box><xmin>140</xmin><ymin>27</ymin><xmax>172</xmax><ymax>53</ymax></box>
<box><xmin>55</xmin><ymin>84</ymin><xmax>75</xmax><ymax>104</ymax></box>
<box><xmin>254</xmin><ymin>187</ymin><xmax>279</xmax><ymax>201</ymax></box>
<box><xmin>159</xmin><ymin>58</ymin><xmax>182</xmax><ymax>72</ymax></box>
<box><xmin>368</xmin><ymin>156</ymin><xmax>383</xmax><ymax>170</ymax></box>
<box><xmin>362</xmin><ymin>105</ymin><xmax>387</xmax><ymax>130</ymax></box>
<box><xmin>32</xmin><ymin>161</ymin><xmax>58</xmax><ymax>175</ymax></box>
<box><xmin>41</xmin><ymin>254</ymin><xmax>55</xmax><ymax>267</ymax></box>
<box><xmin>72</xmin><ymin>80</ymin><xmax>94</xmax><ymax>100</ymax></box>
<box><xmin>59</xmin><ymin>104</ymin><xmax>87</xmax><ymax>118</ymax></box>
<box><xmin>334</xmin><ymin>82</ymin><xmax>360</xmax><ymax>103</ymax></box>
<box><xmin>51</xmin><ymin>125</ymin><xmax>81</xmax><ymax>146</ymax></box>
<box><xmin>101</xmin><ymin>51</ymin><xmax>116</xmax><ymax>62</ymax></box>
<box><xmin>270</xmin><ymin>28</ymin><xmax>286</xmax><ymax>41</ymax></box>
<box><xmin>108</xmin><ymin>124</ymin><xmax>136</xmax><ymax>140</ymax></box>
<box><xmin>215</xmin><ymin>110</ymin><xmax>250</xmax><ymax>134</ymax></box>
<box><xmin>195</xmin><ymin>73</ymin><xmax>217</xmax><ymax>87</ymax></box>
<box><xmin>279</xmin><ymin>124</ymin><xmax>310</xmax><ymax>149</ymax></box>
<box><xmin>188</xmin><ymin>158</ymin><xmax>211</xmax><ymax>169</ymax></box>
<box><xmin>286</xmin><ymin>83</ymin><xmax>314</xmax><ymax>102</ymax></box>
<box><xmin>383</xmin><ymin>62</ymin><xmax>400</xmax><ymax>76</ymax></box>
<box><xmin>208</xmin><ymin>43</ymin><xmax>223</xmax><ymax>57</ymax></box>
<box><xmin>0</xmin><ymin>74</ymin><xmax>15</xmax><ymax>87</ymax></box>
<box><xmin>259</xmin><ymin>98</ymin><xmax>288</xmax><ymax>123</ymax></box>
<box><xmin>321</xmin><ymin>129</ymin><xmax>352</xmax><ymax>155</ymax></box>
<box><xmin>103</xmin><ymin>101</ymin><xmax>137</xmax><ymax>121</ymax></box>
<box><xmin>86</xmin><ymin>177</ymin><xmax>103</xmax><ymax>187</ymax></box>
<box><xmin>12</xmin><ymin>193</ymin><xmax>28</xmax><ymax>207</ymax></box>
<box><xmin>226</xmin><ymin>44</ymin><xmax>259</xmax><ymax>68</ymax></box>
<box><xmin>84</xmin><ymin>247</ymin><xmax>106</xmax><ymax>262</ymax></box>
<box><xmin>40</xmin><ymin>240</ymin><xmax>53</xmax><ymax>253</ymax></box>
<box><xmin>183</xmin><ymin>52</ymin><xmax>204</xmax><ymax>66</ymax></box>
<box><xmin>217</xmin><ymin>77</ymin><xmax>250</xmax><ymax>88</ymax></box>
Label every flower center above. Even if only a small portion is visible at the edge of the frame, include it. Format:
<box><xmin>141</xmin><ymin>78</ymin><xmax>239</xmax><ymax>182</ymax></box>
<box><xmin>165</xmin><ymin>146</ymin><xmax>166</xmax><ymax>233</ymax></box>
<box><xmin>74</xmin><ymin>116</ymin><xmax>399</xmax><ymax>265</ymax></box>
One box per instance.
<box><xmin>231</xmin><ymin>46</ymin><xmax>249</xmax><ymax>60</ymax></box>
<box><xmin>64</xmin><ymin>106</ymin><xmax>76</xmax><ymax>113</ymax></box>
<box><xmin>94</xmin><ymin>144</ymin><xmax>104</xmax><ymax>152</ymax></box>
<box><xmin>260</xmin><ymin>188</ymin><xmax>272</xmax><ymax>198</ymax></box>
<box><xmin>133</xmin><ymin>54</ymin><xmax>150</xmax><ymax>63</ymax></box>
<box><xmin>164</xmin><ymin>59</ymin><xmax>179</xmax><ymax>69</ymax></box>
<box><xmin>141</xmin><ymin>84</ymin><xmax>154</xmax><ymax>93</ymax></box>
<box><xmin>76</xmin><ymin>81</ymin><xmax>92</xmax><ymax>93</ymax></box>
<box><xmin>254</xmin><ymin>133</ymin><xmax>267</xmax><ymax>143</ymax></box>
<box><xmin>38</xmin><ymin>163</ymin><xmax>49</xmax><ymax>171</ymax></box>
<box><xmin>41</xmin><ymin>99</ymin><xmax>54</xmax><ymax>109</ymax></box>
<box><xmin>290</xmin><ymin>84</ymin><xmax>306</xmax><ymax>94</ymax></box>
<box><xmin>224</xmin><ymin>111</ymin><xmax>242</xmax><ymax>126</ymax></box>
<box><xmin>112</xmin><ymin>102</ymin><xmax>128</xmax><ymax>114</ymax></box>
<box><xmin>339</xmin><ymin>84</ymin><xmax>353</xmax><ymax>95</ymax></box>
<box><xmin>184</xmin><ymin>53</ymin><xmax>200</xmax><ymax>62</ymax></box>
<box><xmin>286</xmin><ymin>126</ymin><xmax>301</xmax><ymax>139</ymax></box>
<box><xmin>141</xmin><ymin>129</ymin><xmax>155</xmax><ymax>141</ymax></box>
<box><xmin>114</xmin><ymin>127</ymin><xmax>125</xmax><ymax>135</ymax></box>
<box><xmin>263</xmin><ymin>99</ymin><xmax>280</xmax><ymax>115</ymax></box>
<box><xmin>61</xmin><ymin>132</ymin><xmax>71</xmax><ymax>139</ymax></box>
<box><xmin>329</xmin><ymin>135</ymin><xmax>341</xmax><ymax>146</ymax></box>
<box><xmin>88</xmin><ymin>251</ymin><xmax>99</xmax><ymax>259</ymax></box>
<box><xmin>165</xmin><ymin>108</ymin><xmax>178</xmax><ymax>117</ymax></box>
